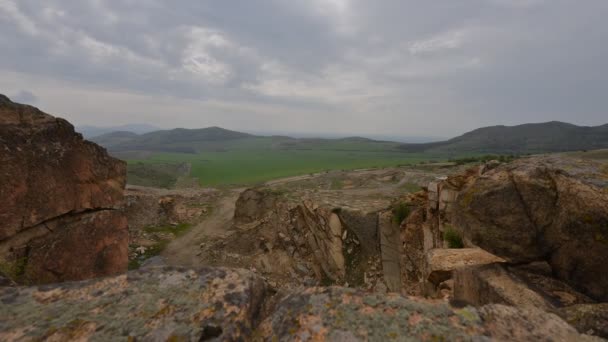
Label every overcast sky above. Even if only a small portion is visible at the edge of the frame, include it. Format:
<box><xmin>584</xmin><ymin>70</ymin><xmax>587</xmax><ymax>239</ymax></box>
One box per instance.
<box><xmin>1</xmin><ymin>0</ymin><xmax>607</xmax><ymax>138</ymax></box>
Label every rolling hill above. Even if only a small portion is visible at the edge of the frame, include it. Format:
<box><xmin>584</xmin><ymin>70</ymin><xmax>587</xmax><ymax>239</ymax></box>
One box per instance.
<box><xmin>398</xmin><ymin>121</ymin><xmax>608</xmax><ymax>154</ymax></box>
<box><xmin>91</xmin><ymin>121</ymin><xmax>608</xmax><ymax>156</ymax></box>
<box><xmin>90</xmin><ymin>126</ymin><xmax>402</xmax><ymax>154</ymax></box>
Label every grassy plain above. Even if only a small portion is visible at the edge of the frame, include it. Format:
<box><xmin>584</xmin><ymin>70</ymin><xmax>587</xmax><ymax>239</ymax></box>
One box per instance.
<box><xmin>127</xmin><ymin>149</ymin><xmax>447</xmax><ymax>187</ymax></box>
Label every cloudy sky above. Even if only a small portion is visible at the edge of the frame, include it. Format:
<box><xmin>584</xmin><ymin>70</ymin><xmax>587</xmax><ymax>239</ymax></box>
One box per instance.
<box><xmin>1</xmin><ymin>0</ymin><xmax>607</xmax><ymax>139</ymax></box>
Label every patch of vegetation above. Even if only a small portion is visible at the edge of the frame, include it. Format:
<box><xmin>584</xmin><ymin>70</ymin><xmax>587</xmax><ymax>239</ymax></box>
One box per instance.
<box><xmin>129</xmin><ymin>223</ymin><xmax>193</xmax><ymax>270</ymax></box>
<box><xmin>127</xmin><ymin>162</ymin><xmax>180</xmax><ymax>188</ymax></box>
<box><xmin>128</xmin><ymin>240</ymin><xmax>169</xmax><ymax>270</ymax></box>
<box><xmin>392</xmin><ymin>202</ymin><xmax>411</xmax><ymax>224</ymax></box>
<box><xmin>448</xmin><ymin>154</ymin><xmax>519</xmax><ymax>165</ymax></box>
<box><xmin>0</xmin><ymin>256</ymin><xmax>28</xmax><ymax>283</ymax></box>
<box><xmin>399</xmin><ymin>182</ymin><xmax>422</xmax><ymax>193</ymax></box>
<box><xmin>444</xmin><ymin>227</ymin><xmax>464</xmax><ymax>249</ymax></box>
<box><xmin>143</xmin><ymin>223</ymin><xmax>192</xmax><ymax>236</ymax></box>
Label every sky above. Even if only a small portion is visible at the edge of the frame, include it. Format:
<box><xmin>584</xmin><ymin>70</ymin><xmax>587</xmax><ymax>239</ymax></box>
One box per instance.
<box><xmin>1</xmin><ymin>0</ymin><xmax>607</xmax><ymax>139</ymax></box>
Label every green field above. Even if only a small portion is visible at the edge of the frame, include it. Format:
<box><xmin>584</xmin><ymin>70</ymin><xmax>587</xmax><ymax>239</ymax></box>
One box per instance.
<box><xmin>127</xmin><ymin>149</ymin><xmax>446</xmax><ymax>187</ymax></box>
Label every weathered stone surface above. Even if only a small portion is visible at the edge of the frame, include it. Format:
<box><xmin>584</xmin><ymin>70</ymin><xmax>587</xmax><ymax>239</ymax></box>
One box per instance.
<box><xmin>448</xmin><ymin>156</ymin><xmax>608</xmax><ymax>301</ymax></box>
<box><xmin>0</xmin><ymin>95</ymin><xmax>125</xmax><ymax>239</ymax></box>
<box><xmin>424</xmin><ymin>248</ymin><xmax>505</xmax><ymax>286</ymax></box>
<box><xmin>339</xmin><ymin>208</ymin><xmax>379</xmax><ymax>256</ymax></box>
<box><xmin>0</xmin><ymin>266</ymin><xmax>267</xmax><ymax>341</ymax></box>
<box><xmin>122</xmin><ymin>185</ymin><xmax>219</xmax><ymax>230</ymax></box>
<box><xmin>2</xmin><ymin>266</ymin><xmax>597</xmax><ymax>341</ymax></box>
<box><xmin>558</xmin><ymin>303</ymin><xmax>608</xmax><ymax>338</ymax></box>
<box><xmin>257</xmin><ymin>286</ymin><xmax>596</xmax><ymax>341</ymax></box>
<box><xmin>22</xmin><ymin>210</ymin><xmax>128</xmax><ymax>284</ymax></box>
<box><xmin>234</xmin><ymin>188</ymin><xmax>279</xmax><ymax>223</ymax></box>
<box><xmin>0</xmin><ymin>95</ymin><xmax>128</xmax><ymax>284</ymax></box>
<box><xmin>453</xmin><ymin>263</ymin><xmax>556</xmax><ymax>312</ymax></box>
<box><xmin>293</xmin><ymin>203</ymin><xmax>345</xmax><ymax>282</ymax></box>
<box><xmin>378</xmin><ymin>211</ymin><xmax>402</xmax><ymax>292</ymax></box>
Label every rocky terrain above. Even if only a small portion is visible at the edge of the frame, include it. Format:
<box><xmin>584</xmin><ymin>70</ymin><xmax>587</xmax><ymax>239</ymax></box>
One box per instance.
<box><xmin>0</xmin><ymin>95</ymin><xmax>127</xmax><ymax>285</ymax></box>
<box><xmin>1</xmin><ymin>94</ymin><xmax>606</xmax><ymax>340</ymax></box>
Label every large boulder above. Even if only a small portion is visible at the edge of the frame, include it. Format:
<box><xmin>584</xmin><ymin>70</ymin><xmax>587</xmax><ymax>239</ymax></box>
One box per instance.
<box><xmin>0</xmin><ymin>95</ymin><xmax>128</xmax><ymax>284</ymax></box>
<box><xmin>449</xmin><ymin>156</ymin><xmax>608</xmax><ymax>301</ymax></box>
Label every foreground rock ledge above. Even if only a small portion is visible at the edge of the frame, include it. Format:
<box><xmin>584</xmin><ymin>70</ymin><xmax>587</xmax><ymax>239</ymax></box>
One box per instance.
<box><xmin>0</xmin><ymin>267</ymin><xmax>597</xmax><ymax>341</ymax></box>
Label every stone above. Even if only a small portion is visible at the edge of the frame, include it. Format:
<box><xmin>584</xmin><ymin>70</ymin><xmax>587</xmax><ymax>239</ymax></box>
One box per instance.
<box><xmin>453</xmin><ymin>263</ymin><xmax>555</xmax><ymax>312</ymax></box>
<box><xmin>233</xmin><ymin>188</ymin><xmax>279</xmax><ymax>223</ymax></box>
<box><xmin>424</xmin><ymin>248</ymin><xmax>505</xmax><ymax>286</ymax></box>
<box><xmin>449</xmin><ymin>156</ymin><xmax>608</xmax><ymax>301</ymax></box>
<box><xmin>256</xmin><ymin>286</ymin><xmax>595</xmax><ymax>341</ymax></box>
<box><xmin>558</xmin><ymin>303</ymin><xmax>608</xmax><ymax>338</ymax></box>
<box><xmin>378</xmin><ymin>211</ymin><xmax>402</xmax><ymax>292</ymax></box>
<box><xmin>0</xmin><ymin>95</ymin><xmax>127</xmax><ymax>284</ymax></box>
<box><xmin>0</xmin><ymin>267</ymin><xmax>267</xmax><ymax>341</ymax></box>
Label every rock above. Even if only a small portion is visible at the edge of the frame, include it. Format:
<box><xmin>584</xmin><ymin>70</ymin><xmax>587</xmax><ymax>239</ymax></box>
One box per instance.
<box><xmin>378</xmin><ymin>211</ymin><xmax>402</xmax><ymax>292</ymax></box>
<box><xmin>122</xmin><ymin>185</ymin><xmax>218</xmax><ymax>230</ymax></box>
<box><xmin>424</xmin><ymin>248</ymin><xmax>505</xmax><ymax>286</ymax></box>
<box><xmin>139</xmin><ymin>256</ymin><xmax>166</xmax><ymax>269</ymax></box>
<box><xmin>0</xmin><ymin>266</ymin><xmax>267</xmax><ymax>341</ymax></box>
<box><xmin>477</xmin><ymin>304</ymin><xmax>597</xmax><ymax>342</ymax></box>
<box><xmin>256</xmin><ymin>286</ymin><xmax>595</xmax><ymax>341</ymax></box>
<box><xmin>449</xmin><ymin>156</ymin><xmax>608</xmax><ymax>301</ymax></box>
<box><xmin>0</xmin><ymin>95</ymin><xmax>127</xmax><ymax>284</ymax></box>
<box><xmin>558</xmin><ymin>303</ymin><xmax>608</xmax><ymax>338</ymax></box>
<box><xmin>453</xmin><ymin>263</ymin><xmax>555</xmax><ymax>312</ymax></box>
<box><xmin>234</xmin><ymin>188</ymin><xmax>279</xmax><ymax>223</ymax></box>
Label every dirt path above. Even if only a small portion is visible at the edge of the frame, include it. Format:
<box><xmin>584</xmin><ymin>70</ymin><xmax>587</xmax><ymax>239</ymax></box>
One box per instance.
<box><xmin>162</xmin><ymin>188</ymin><xmax>244</xmax><ymax>268</ymax></box>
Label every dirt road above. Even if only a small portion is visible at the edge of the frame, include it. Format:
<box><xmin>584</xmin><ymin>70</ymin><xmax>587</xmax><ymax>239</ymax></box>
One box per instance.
<box><xmin>162</xmin><ymin>189</ymin><xmax>243</xmax><ymax>268</ymax></box>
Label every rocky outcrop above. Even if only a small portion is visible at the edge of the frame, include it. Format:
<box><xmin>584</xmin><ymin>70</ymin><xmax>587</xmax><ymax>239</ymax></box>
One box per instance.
<box><xmin>0</xmin><ymin>95</ymin><xmax>127</xmax><ymax>284</ymax></box>
<box><xmin>402</xmin><ymin>156</ymin><xmax>608</xmax><ymax>302</ymax></box>
<box><xmin>200</xmin><ymin>187</ymin><xmax>399</xmax><ymax>291</ymax></box>
<box><xmin>259</xmin><ymin>287</ymin><xmax>600</xmax><ymax>341</ymax></box>
<box><xmin>234</xmin><ymin>188</ymin><xmax>280</xmax><ymax>223</ymax></box>
<box><xmin>0</xmin><ymin>266</ymin><xmax>266</xmax><ymax>341</ymax></box>
<box><xmin>424</xmin><ymin>248</ymin><xmax>505</xmax><ymax>287</ymax></box>
<box><xmin>122</xmin><ymin>185</ymin><xmax>218</xmax><ymax>230</ymax></box>
<box><xmin>0</xmin><ymin>266</ymin><xmax>597</xmax><ymax>341</ymax></box>
<box><xmin>448</xmin><ymin>156</ymin><xmax>608</xmax><ymax>301</ymax></box>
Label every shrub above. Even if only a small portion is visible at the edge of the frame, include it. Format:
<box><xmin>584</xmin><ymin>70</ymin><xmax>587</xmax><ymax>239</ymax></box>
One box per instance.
<box><xmin>444</xmin><ymin>227</ymin><xmax>464</xmax><ymax>248</ymax></box>
<box><xmin>392</xmin><ymin>202</ymin><xmax>411</xmax><ymax>224</ymax></box>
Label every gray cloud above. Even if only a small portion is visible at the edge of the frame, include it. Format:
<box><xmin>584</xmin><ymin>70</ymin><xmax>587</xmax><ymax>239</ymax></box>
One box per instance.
<box><xmin>0</xmin><ymin>0</ymin><xmax>606</xmax><ymax>138</ymax></box>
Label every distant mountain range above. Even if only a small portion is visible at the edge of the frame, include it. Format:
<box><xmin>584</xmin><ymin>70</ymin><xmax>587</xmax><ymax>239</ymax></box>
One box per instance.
<box><xmin>90</xmin><ymin>121</ymin><xmax>608</xmax><ymax>155</ymax></box>
<box><xmin>77</xmin><ymin>124</ymin><xmax>161</xmax><ymax>138</ymax></box>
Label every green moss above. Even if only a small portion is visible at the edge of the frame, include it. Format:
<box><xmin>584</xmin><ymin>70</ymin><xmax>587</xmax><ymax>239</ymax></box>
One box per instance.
<box><xmin>444</xmin><ymin>227</ymin><xmax>464</xmax><ymax>249</ymax></box>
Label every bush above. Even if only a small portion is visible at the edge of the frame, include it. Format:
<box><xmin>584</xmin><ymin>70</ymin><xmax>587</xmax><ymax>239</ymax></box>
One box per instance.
<box><xmin>444</xmin><ymin>227</ymin><xmax>464</xmax><ymax>249</ymax></box>
<box><xmin>392</xmin><ymin>202</ymin><xmax>411</xmax><ymax>224</ymax></box>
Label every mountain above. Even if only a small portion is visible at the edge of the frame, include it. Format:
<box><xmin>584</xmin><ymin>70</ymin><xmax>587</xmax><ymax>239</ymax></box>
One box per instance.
<box><xmin>90</xmin><ymin>121</ymin><xmax>608</xmax><ymax>156</ymax></box>
<box><xmin>398</xmin><ymin>121</ymin><xmax>608</xmax><ymax>154</ymax></box>
<box><xmin>91</xmin><ymin>126</ymin><xmax>256</xmax><ymax>153</ymax></box>
<box><xmin>77</xmin><ymin>124</ymin><xmax>161</xmax><ymax>138</ymax></box>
